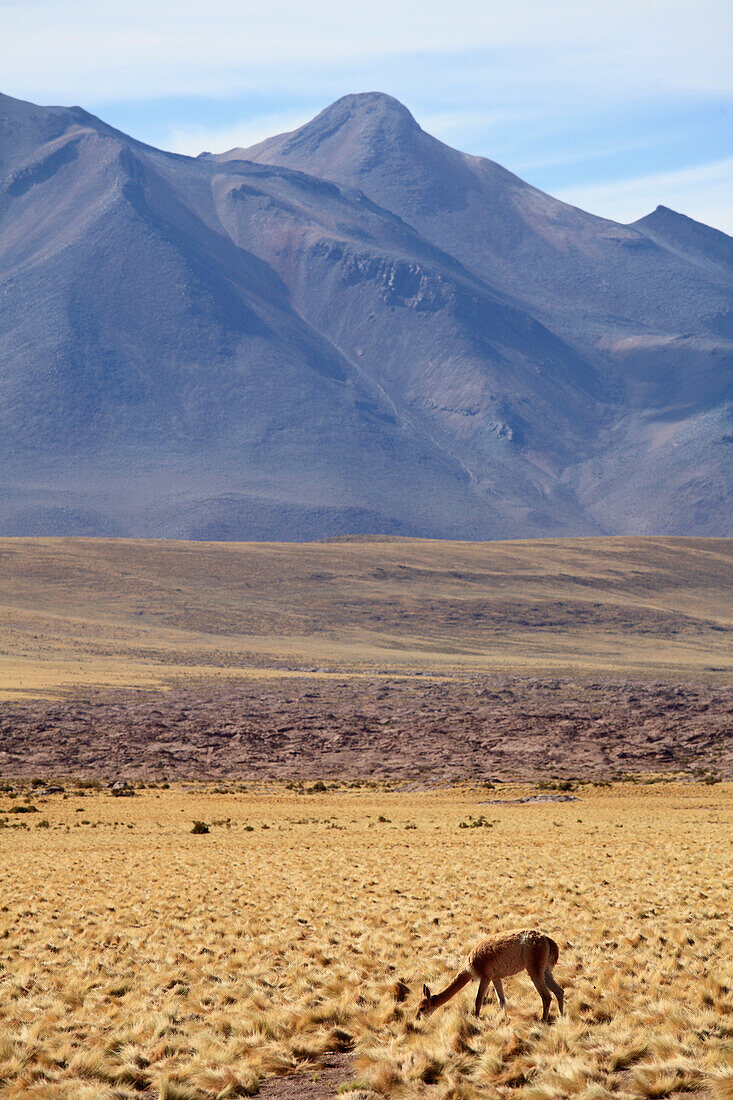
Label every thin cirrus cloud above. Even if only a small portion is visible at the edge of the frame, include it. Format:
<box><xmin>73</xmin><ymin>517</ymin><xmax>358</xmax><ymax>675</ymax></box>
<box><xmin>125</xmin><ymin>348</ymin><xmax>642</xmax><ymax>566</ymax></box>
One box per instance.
<box><xmin>3</xmin><ymin>0</ymin><xmax>732</xmax><ymax>101</ymax></box>
<box><xmin>168</xmin><ymin>113</ymin><xmax>314</xmax><ymax>158</ymax></box>
<box><xmin>556</xmin><ymin>157</ymin><xmax>733</xmax><ymax>234</ymax></box>
<box><xmin>3</xmin><ymin>0</ymin><xmax>732</xmax><ymax>232</ymax></box>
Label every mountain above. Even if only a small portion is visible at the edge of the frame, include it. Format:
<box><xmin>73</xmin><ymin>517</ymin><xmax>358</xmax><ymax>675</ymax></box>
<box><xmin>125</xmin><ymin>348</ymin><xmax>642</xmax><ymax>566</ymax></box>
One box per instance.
<box><xmin>1</xmin><ymin>90</ymin><xmax>731</xmax><ymax>538</ymax></box>
<box><xmin>238</xmin><ymin>95</ymin><xmax>730</xmax><ymax>330</ymax></box>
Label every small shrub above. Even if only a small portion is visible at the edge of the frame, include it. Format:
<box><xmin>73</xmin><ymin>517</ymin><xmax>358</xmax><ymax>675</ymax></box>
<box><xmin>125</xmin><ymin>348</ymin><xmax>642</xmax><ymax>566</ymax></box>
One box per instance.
<box><xmin>458</xmin><ymin>815</ymin><xmax>493</xmax><ymax>829</ymax></box>
<box><xmin>36</xmin><ymin>819</ymin><xmax>51</xmax><ymax>828</ymax></box>
<box><xmin>9</xmin><ymin>805</ymin><xmax>38</xmax><ymax>814</ymax></box>
<box><xmin>191</xmin><ymin>821</ymin><xmax>210</xmax><ymax>834</ymax></box>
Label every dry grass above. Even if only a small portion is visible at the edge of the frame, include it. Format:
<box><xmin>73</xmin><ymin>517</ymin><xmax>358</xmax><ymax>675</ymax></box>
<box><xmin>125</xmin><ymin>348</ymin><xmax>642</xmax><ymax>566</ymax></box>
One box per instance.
<box><xmin>0</xmin><ymin>781</ymin><xmax>731</xmax><ymax>1099</ymax></box>
<box><xmin>0</xmin><ymin>536</ymin><xmax>731</xmax><ymax>698</ymax></box>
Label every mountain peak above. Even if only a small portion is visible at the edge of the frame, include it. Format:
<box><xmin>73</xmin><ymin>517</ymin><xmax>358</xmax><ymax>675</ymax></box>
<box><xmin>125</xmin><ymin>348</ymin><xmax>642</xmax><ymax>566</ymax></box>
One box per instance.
<box><xmin>315</xmin><ymin>92</ymin><xmax>419</xmax><ymax>127</ymax></box>
<box><xmin>637</xmin><ymin>204</ymin><xmax>688</xmax><ymax>226</ymax></box>
<box><xmin>632</xmin><ymin>204</ymin><xmax>733</xmax><ymax>276</ymax></box>
<box><xmin>635</xmin><ymin>205</ymin><xmax>730</xmax><ymax>239</ymax></box>
<box><xmin>237</xmin><ymin>92</ymin><xmax>422</xmax><ymax>167</ymax></box>
<box><xmin>281</xmin><ymin>91</ymin><xmax>421</xmax><ymax>154</ymax></box>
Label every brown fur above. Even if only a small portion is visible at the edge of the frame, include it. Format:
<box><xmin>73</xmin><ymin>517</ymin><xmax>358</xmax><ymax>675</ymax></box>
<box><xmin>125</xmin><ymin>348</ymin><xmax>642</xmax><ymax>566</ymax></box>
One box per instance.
<box><xmin>416</xmin><ymin>929</ymin><xmax>564</xmax><ymax>1023</ymax></box>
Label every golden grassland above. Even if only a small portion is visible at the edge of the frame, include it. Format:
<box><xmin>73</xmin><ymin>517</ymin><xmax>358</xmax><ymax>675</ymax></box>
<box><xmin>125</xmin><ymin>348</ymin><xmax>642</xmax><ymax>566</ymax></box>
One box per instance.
<box><xmin>0</xmin><ymin>536</ymin><xmax>732</xmax><ymax>698</ymax></box>
<box><xmin>0</xmin><ymin>781</ymin><xmax>731</xmax><ymax>1099</ymax></box>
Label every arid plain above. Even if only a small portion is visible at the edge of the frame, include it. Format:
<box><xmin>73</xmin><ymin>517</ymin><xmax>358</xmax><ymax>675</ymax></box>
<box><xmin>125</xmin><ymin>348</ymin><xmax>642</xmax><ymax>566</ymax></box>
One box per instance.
<box><xmin>0</xmin><ymin>536</ymin><xmax>732</xmax><ymax>1099</ymax></box>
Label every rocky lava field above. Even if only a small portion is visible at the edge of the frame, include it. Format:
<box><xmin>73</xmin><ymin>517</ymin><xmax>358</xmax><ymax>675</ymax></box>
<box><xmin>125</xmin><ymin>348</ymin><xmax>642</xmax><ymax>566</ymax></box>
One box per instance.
<box><xmin>2</xmin><ymin>675</ymin><xmax>731</xmax><ymax>782</ymax></box>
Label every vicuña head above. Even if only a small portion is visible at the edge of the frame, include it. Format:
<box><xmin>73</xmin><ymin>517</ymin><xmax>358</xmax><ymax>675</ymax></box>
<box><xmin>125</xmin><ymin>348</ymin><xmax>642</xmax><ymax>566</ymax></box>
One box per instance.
<box><xmin>416</xmin><ymin>983</ymin><xmax>438</xmax><ymax>1017</ymax></box>
<box><xmin>416</xmin><ymin>929</ymin><xmax>565</xmax><ymax>1023</ymax></box>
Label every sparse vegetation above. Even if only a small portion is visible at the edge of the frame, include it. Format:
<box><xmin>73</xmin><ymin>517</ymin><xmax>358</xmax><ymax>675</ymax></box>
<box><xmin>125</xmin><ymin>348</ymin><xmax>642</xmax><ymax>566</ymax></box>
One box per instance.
<box><xmin>111</xmin><ymin>784</ymin><xmax>136</xmax><ymax>797</ymax></box>
<box><xmin>0</xmin><ymin>780</ymin><xmax>730</xmax><ymax>1099</ymax></box>
<box><xmin>537</xmin><ymin>779</ymin><xmax>576</xmax><ymax>792</ymax></box>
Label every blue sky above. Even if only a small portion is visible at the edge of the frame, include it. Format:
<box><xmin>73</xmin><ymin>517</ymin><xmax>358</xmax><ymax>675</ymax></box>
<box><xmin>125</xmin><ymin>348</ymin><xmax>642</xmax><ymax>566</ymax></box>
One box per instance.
<box><xmin>4</xmin><ymin>0</ymin><xmax>732</xmax><ymax>232</ymax></box>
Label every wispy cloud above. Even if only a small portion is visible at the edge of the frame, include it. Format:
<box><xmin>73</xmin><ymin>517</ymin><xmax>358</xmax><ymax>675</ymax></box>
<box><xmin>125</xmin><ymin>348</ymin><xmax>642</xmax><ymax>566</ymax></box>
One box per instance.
<box><xmin>555</xmin><ymin>157</ymin><xmax>733</xmax><ymax>233</ymax></box>
<box><xmin>3</xmin><ymin>0</ymin><xmax>732</xmax><ymax>102</ymax></box>
<box><xmin>166</xmin><ymin>112</ymin><xmax>309</xmax><ymax>156</ymax></box>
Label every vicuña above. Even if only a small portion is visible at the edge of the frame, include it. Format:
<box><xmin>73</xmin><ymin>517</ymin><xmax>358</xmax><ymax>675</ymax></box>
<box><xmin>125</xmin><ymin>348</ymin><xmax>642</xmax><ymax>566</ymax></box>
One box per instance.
<box><xmin>416</xmin><ymin>929</ymin><xmax>564</xmax><ymax>1022</ymax></box>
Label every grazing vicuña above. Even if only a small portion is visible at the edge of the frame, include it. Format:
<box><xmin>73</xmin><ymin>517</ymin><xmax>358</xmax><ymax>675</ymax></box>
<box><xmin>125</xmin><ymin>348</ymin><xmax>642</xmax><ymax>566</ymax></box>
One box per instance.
<box><xmin>417</xmin><ymin>929</ymin><xmax>564</xmax><ymax>1022</ymax></box>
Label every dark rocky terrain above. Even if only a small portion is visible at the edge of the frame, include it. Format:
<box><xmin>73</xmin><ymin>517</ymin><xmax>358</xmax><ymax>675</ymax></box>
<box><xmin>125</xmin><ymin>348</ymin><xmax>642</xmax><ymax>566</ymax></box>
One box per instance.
<box><xmin>1</xmin><ymin>91</ymin><xmax>731</xmax><ymax>539</ymax></box>
<box><xmin>2</xmin><ymin>676</ymin><xmax>731</xmax><ymax>781</ymax></box>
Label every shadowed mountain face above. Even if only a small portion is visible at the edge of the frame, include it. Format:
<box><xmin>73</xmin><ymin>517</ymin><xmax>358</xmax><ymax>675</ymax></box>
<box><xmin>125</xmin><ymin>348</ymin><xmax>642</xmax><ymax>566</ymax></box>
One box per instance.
<box><xmin>1</xmin><ymin>90</ymin><xmax>731</xmax><ymax>538</ymax></box>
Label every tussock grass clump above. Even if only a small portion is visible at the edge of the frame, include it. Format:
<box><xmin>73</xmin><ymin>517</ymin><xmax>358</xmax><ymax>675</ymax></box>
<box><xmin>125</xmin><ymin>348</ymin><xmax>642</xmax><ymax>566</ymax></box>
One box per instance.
<box><xmin>0</xmin><ymin>781</ymin><xmax>730</xmax><ymax>1098</ymax></box>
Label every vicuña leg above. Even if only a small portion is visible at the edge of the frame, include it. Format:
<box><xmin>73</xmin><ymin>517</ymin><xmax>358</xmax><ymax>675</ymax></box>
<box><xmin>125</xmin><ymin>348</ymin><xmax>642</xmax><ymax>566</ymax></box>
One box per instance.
<box><xmin>493</xmin><ymin>978</ymin><xmax>507</xmax><ymax>1013</ymax></box>
<box><xmin>545</xmin><ymin>971</ymin><xmax>564</xmax><ymax>1015</ymax></box>
<box><xmin>528</xmin><ymin>964</ymin><xmax>553</xmax><ymax>1022</ymax></box>
<box><xmin>474</xmin><ymin>975</ymin><xmax>489</xmax><ymax>1017</ymax></box>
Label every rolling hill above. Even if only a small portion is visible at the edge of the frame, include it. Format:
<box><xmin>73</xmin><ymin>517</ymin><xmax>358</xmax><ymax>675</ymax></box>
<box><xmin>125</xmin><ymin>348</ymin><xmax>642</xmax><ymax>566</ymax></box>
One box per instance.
<box><xmin>0</xmin><ymin>535</ymin><xmax>731</xmax><ymax>697</ymax></box>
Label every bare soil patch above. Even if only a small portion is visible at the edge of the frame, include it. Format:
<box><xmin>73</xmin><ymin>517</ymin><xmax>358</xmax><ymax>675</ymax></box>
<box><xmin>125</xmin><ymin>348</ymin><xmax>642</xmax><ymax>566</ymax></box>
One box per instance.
<box><xmin>258</xmin><ymin>1054</ymin><xmax>355</xmax><ymax>1099</ymax></box>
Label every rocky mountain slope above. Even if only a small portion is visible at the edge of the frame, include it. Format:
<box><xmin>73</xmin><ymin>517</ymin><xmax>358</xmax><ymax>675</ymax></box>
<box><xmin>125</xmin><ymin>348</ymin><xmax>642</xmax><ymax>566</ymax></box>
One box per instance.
<box><xmin>1</xmin><ymin>90</ymin><xmax>731</xmax><ymax>537</ymax></box>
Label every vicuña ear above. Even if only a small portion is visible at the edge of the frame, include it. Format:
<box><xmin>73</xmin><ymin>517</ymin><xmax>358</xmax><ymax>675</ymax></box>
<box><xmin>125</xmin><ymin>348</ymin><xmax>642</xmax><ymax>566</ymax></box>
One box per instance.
<box><xmin>423</xmin><ymin>984</ymin><xmax>431</xmax><ymax>999</ymax></box>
